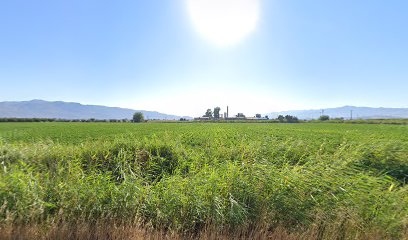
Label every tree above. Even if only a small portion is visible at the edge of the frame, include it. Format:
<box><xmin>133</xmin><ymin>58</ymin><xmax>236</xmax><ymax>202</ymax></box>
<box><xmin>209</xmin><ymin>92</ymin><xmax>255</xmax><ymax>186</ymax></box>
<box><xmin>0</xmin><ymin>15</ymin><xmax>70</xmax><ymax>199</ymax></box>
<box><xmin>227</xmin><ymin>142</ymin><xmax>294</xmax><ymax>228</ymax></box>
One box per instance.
<box><xmin>277</xmin><ymin>115</ymin><xmax>285</xmax><ymax>122</ymax></box>
<box><xmin>319</xmin><ymin>115</ymin><xmax>330</xmax><ymax>121</ymax></box>
<box><xmin>284</xmin><ymin>115</ymin><xmax>299</xmax><ymax>123</ymax></box>
<box><xmin>204</xmin><ymin>109</ymin><xmax>213</xmax><ymax>118</ymax></box>
<box><xmin>133</xmin><ymin>112</ymin><xmax>144</xmax><ymax>123</ymax></box>
<box><xmin>255</xmin><ymin>114</ymin><xmax>262</xmax><ymax>118</ymax></box>
<box><xmin>214</xmin><ymin>107</ymin><xmax>221</xmax><ymax>119</ymax></box>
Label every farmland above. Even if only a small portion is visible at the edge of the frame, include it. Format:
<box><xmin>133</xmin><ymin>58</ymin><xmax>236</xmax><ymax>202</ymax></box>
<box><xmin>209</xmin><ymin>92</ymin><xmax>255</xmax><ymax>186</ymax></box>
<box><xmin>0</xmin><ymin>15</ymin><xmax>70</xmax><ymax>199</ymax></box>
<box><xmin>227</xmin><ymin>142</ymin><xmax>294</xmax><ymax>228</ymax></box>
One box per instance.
<box><xmin>0</xmin><ymin>122</ymin><xmax>407</xmax><ymax>239</ymax></box>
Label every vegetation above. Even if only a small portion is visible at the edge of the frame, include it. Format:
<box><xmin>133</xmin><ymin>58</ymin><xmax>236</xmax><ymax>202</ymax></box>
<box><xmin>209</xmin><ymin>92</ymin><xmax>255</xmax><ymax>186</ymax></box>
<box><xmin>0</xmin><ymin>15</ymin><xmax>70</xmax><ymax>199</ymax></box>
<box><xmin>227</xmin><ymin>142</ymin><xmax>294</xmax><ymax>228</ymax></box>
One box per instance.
<box><xmin>132</xmin><ymin>112</ymin><xmax>144</xmax><ymax>123</ymax></box>
<box><xmin>236</xmin><ymin>112</ymin><xmax>246</xmax><ymax>118</ymax></box>
<box><xmin>0</xmin><ymin>122</ymin><xmax>407</xmax><ymax>239</ymax></box>
<box><xmin>319</xmin><ymin>115</ymin><xmax>330</xmax><ymax>121</ymax></box>
<box><xmin>315</xmin><ymin>118</ymin><xmax>408</xmax><ymax>125</ymax></box>
<box><xmin>0</xmin><ymin>118</ymin><xmax>131</xmax><ymax>123</ymax></box>
<box><xmin>277</xmin><ymin>115</ymin><xmax>299</xmax><ymax>123</ymax></box>
<box><xmin>213</xmin><ymin>107</ymin><xmax>221</xmax><ymax>119</ymax></box>
<box><xmin>203</xmin><ymin>109</ymin><xmax>213</xmax><ymax>118</ymax></box>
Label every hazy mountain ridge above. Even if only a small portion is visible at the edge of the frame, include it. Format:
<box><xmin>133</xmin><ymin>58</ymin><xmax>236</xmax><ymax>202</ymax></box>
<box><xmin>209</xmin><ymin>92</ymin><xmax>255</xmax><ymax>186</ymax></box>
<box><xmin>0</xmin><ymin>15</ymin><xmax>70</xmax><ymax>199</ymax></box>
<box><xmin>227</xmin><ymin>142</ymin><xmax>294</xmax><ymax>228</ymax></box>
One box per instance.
<box><xmin>267</xmin><ymin>106</ymin><xmax>408</xmax><ymax>120</ymax></box>
<box><xmin>0</xmin><ymin>100</ymin><xmax>191</xmax><ymax>120</ymax></box>
<box><xmin>1</xmin><ymin>101</ymin><xmax>407</xmax><ymax>121</ymax></box>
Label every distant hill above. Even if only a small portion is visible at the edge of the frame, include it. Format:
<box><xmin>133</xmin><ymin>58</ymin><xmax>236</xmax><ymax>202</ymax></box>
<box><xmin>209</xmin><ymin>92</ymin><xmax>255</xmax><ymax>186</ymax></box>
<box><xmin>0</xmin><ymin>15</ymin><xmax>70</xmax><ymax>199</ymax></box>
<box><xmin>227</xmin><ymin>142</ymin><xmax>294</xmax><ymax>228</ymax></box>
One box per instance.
<box><xmin>0</xmin><ymin>100</ymin><xmax>191</xmax><ymax>120</ymax></box>
<box><xmin>266</xmin><ymin>106</ymin><xmax>408</xmax><ymax>120</ymax></box>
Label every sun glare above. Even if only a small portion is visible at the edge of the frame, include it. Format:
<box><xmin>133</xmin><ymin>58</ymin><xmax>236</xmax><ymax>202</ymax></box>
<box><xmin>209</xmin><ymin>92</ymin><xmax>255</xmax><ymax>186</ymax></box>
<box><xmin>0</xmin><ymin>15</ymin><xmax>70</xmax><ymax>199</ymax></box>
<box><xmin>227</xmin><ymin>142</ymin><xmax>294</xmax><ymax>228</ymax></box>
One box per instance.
<box><xmin>186</xmin><ymin>0</ymin><xmax>261</xmax><ymax>47</ymax></box>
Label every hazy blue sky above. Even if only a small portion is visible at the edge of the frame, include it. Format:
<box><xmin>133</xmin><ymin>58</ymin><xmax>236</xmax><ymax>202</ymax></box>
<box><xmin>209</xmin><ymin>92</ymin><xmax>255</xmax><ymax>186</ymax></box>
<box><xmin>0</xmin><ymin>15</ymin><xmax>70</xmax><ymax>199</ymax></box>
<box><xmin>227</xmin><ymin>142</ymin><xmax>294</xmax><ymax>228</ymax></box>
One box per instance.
<box><xmin>1</xmin><ymin>0</ymin><xmax>407</xmax><ymax>116</ymax></box>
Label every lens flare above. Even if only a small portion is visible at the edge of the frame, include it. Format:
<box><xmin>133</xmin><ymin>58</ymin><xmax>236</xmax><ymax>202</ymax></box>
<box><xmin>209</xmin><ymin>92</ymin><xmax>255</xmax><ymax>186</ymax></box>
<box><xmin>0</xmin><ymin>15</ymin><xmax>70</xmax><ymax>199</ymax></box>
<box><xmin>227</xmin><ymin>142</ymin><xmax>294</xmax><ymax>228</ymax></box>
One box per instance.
<box><xmin>186</xmin><ymin>0</ymin><xmax>261</xmax><ymax>47</ymax></box>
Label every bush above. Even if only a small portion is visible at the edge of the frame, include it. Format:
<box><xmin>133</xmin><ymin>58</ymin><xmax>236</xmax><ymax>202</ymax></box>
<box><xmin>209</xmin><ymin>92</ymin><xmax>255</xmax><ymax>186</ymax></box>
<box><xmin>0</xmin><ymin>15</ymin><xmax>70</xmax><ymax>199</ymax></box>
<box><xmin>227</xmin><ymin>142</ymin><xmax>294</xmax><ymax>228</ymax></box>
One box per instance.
<box><xmin>133</xmin><ymin>112</ymin><xmax>144</xmax><ymax>123</ymax></box>
<box><xmin>319</xmin><ymin>115</ymin><xmax>330</xmax><ymax>121</ymax></box>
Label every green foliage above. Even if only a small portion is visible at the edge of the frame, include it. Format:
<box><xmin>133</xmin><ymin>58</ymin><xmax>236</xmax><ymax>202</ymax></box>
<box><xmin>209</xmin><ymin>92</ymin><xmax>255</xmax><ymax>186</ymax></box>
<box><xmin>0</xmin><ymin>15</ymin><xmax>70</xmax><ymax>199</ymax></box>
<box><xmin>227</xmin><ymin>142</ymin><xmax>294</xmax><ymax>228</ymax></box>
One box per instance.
<box><xmin>275</xmin><ymin>115</ymin><xmax>299</xmax><ymax>123</ymax></box>
<box><xmin>132</xmin><ymin>112</ymin><xmax>144</xmax><ymax>123</ymax></box>
<box><xmin>214</xmin><ymin>107</ymin><xmax>221</xmax><ymax>119</ymax></box>
<box><xmin>204</xmin><ymin>109</ymin><xmax>213</xmax><ymax>118</ymax></box>
<box><xmin>310</xmin><ymin>118</ymin><xmax>408</xmax><ymax>125</ymax></box>
<box><xmin>0</xmin><ymin>122</ymin><xmax>407</xmax><ymax>238</ymax></box>
<box><xmin>284</xmin><ymin>115</ymin><xmax>299</xmax><ymax>123</ymax></box>
<box><xmin>319</xmin><ymin>115</ymin><xmax>330</xmax><ymax>121</ymax></box>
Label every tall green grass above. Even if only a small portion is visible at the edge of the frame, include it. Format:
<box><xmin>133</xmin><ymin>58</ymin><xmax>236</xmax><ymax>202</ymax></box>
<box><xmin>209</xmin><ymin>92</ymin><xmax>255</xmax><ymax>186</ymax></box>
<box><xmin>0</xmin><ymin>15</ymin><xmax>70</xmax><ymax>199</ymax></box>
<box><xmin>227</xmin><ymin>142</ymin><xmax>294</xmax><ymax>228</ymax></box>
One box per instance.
<box><xmin>0</xmin><ymin>123</ymin><xmax>407</xmax><ymax>239</ymax></box>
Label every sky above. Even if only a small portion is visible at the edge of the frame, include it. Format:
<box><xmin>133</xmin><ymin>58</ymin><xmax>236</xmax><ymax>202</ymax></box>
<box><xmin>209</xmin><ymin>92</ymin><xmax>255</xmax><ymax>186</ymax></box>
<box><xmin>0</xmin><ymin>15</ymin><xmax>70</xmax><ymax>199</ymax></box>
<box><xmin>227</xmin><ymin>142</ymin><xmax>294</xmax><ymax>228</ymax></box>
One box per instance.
<box><xmin>0</xmin><ymin>0</ymin><xmax>407</xmax><ymax>117</ymax></box>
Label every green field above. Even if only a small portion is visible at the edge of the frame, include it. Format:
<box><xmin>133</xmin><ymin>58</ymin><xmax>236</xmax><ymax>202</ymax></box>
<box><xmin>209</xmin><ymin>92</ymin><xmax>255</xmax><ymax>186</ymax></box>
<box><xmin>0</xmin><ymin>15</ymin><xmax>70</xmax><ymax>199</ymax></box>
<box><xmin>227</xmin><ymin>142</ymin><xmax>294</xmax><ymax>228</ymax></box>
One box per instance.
<box><xmin>0</xmin><ymin>122</ymin><xmax>407</xmax><ymax>239</ymax></box>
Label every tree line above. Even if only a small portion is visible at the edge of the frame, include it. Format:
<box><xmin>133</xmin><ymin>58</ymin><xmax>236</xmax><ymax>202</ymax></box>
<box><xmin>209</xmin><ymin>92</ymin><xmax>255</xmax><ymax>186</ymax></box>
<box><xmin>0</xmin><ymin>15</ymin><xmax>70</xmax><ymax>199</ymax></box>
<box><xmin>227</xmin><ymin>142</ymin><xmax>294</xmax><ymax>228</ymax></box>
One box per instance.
<box><xmin>0</xmin><ymin>118</ymin><xmax>132</xmax><ymax>123</ymax></box>
<box><xmin>277</xmin><ymin>115</ymin><xmax>299</xmax><ymax>123</ymax></box>
<box><xmin>201</xmin><ymin>107</ymin><xmax>300</xmax><ymax>123</ymax></box>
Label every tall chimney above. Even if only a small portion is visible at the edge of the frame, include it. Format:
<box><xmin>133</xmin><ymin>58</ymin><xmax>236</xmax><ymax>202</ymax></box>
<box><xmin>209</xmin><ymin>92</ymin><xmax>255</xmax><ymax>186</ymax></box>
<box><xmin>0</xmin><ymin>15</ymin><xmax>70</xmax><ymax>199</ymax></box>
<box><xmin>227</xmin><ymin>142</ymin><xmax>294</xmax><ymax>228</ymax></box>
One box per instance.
<box><xmin>227</xmin><ymin>106</ymin><xmax>229</xmax><ymax>118</ymax></box>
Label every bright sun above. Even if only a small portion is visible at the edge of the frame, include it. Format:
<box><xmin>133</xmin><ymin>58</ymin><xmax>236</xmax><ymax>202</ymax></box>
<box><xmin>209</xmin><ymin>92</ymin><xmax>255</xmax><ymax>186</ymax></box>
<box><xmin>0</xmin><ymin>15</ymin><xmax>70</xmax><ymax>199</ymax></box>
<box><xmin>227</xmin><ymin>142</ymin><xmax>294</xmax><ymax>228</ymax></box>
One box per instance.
<box><xmin>186</xmin><ymin>0</ymin><xmax>261</xmax><ymax>47</ymax></box>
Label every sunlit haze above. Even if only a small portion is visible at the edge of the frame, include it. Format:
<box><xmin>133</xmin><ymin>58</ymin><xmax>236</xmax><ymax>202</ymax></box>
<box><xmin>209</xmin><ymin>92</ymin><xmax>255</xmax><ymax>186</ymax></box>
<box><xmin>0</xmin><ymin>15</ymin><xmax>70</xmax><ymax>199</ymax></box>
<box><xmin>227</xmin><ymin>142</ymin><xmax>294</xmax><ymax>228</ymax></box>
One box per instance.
<box><xmin>186</xmin><ymin>0</ymin><xmax>260</xmax><ymax>47</ymax></box>
<box><xmin>0</xmin><ymin>0</ymin><xmax>407</xmax><ymax>117</ymax></box>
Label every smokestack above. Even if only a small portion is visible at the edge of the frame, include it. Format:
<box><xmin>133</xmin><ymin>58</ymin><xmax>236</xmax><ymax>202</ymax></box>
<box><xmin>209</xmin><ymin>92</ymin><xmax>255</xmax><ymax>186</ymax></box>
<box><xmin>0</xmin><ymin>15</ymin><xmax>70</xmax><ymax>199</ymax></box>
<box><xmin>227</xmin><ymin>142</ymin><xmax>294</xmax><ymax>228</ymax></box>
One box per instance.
<box><xmin>227</xmin><ymin>106</ymin><xmax>229</xmax><ymax>118</ymax></box>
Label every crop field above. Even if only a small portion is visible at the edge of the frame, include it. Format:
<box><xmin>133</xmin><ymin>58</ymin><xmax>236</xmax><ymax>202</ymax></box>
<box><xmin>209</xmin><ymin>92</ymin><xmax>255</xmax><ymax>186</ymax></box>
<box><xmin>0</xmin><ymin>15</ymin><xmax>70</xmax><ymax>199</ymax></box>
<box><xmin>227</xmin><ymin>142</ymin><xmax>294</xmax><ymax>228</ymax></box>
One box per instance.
<box><xmin>0</xmin><ymin>122</ymin><xmax>407</xmax><ymax>239</ymax></box>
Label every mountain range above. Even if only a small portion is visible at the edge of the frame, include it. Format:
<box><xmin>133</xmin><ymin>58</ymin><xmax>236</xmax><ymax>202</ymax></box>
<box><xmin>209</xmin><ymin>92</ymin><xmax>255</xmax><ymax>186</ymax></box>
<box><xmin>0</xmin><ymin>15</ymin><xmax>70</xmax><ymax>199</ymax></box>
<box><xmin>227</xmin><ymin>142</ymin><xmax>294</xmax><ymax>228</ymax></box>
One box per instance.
<box><xmin>266</xmin><ymin>106</ymin><xmax>408</xmax><ymax>120</ymax></box>
<box><xmin>0</xmin><ymin>100</ymin><xmax>191</xmax><ymax>120</ymax></box>
<box><xmin>0</xmin><ymin>100</ymin><xmax>407</xmax><ymax>120</ymax></box>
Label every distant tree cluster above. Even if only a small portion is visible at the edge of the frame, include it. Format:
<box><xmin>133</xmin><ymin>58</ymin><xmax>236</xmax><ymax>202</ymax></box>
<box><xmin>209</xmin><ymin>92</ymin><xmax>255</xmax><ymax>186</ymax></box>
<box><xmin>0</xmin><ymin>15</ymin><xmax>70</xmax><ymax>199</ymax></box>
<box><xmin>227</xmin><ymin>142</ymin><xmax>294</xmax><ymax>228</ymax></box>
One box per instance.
<box><xmin>204</xmin><ymin>109</ymin><xmax>213</xmax><ymax>118</ymax></box>
<box><xmin>201</xmin><ymin>107</ymin><xmax>222</xmax><ymax>119</ymax></box>
<box><xmin>0</xmin><ymin>118</ymin><xmax>57</xmax><ymax>122</ymax></box>
<box><xmin>277</xmin><ymin>115</ymin><xmax>299</xmax><ymax>123</ymax></box>
<box><xmin>319</xmin><ymin>115</ymin><xmax>330</xmax><ymax>121</ymax></box>
<box><xmin>0</xmin><ymin>118</ymin><xmax>131</xmax><ymax>123</ymax></box>
<box><xmin>213</xmin><ymin>107</ymin><xmax>221</xmax><ymax>119</ymax></box>
<box><xmin>132</xmin><ymin>112</ymin><xmax>145</xmax><ymax>123</ymax></box>
<box><xmin>195</xmin><ymin>106</ymin><xmax>300</xmax><ymax>123</ymax></box>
